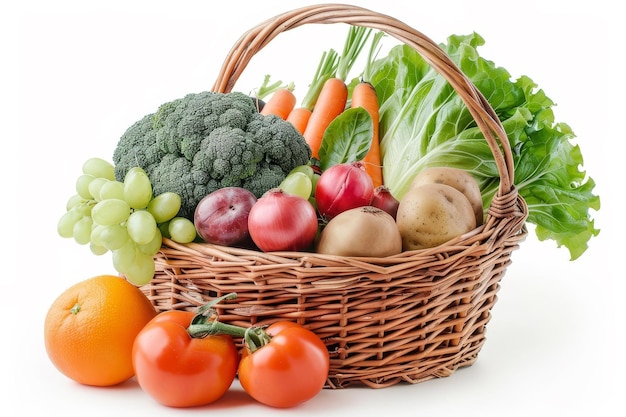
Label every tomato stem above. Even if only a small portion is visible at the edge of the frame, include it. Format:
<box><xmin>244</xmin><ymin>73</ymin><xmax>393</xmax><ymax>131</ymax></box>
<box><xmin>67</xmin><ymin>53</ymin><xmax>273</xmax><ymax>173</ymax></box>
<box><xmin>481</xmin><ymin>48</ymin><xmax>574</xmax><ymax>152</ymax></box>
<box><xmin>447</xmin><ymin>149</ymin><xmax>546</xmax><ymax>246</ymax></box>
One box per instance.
<box><xmin>187</xmin><ymin>320</ymin><xmax>248</xmax><ymax>339</ymax></box>
<box><xmin>185</xmin><ymin>293</ymin><xmax>271</xmax><ymax>348</ymax></box>
<box><xmin>243</xmin><ymin>327</ymin><xmax>271</xmax><ymax>353</ymax></box>
<box><xmin>186</xmin><ymin>320</ymin><xmax>271</xmax><ymax>350</ymax></box>
<box><xmin>194</xmin><ymin>293</ymin><xmax>238</xmax><ymax>317</ymax></box>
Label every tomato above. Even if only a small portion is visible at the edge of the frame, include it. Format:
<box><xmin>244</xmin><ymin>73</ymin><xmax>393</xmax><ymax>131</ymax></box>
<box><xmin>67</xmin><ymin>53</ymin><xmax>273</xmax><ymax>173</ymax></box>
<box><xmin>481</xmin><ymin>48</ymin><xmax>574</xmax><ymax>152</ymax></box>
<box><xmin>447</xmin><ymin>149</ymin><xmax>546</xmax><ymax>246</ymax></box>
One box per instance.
<box><xmin>238</xmin><ymin>321</ymin><xmax>330</xmax><ymax>408</ymax></box>
<box><xmin>132</xmin><ymin>310</ymin><xmax>239</xmax><ymax>408</ymax></box>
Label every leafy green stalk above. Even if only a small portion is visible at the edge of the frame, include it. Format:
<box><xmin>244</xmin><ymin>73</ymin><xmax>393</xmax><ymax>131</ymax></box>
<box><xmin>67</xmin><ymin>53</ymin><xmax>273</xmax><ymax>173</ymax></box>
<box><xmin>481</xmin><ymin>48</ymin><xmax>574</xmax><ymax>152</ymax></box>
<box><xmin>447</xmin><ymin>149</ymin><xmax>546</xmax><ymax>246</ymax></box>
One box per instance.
<box><xmin>336</xmin><ymin>25</ymin><xmax>373</xmax><ymax>81</ymax></box>
<box><xmin>300</xmin><ymin>49</ymin><xmax>339</xmax><ymax>111</ymax></box>
<box><xmin>254</xmin><ymin>74</ymin><xmax>294</xmax><ymax>100</ymax></box>
<box><xmin>362</xmin><ymin>31</ymin><xmax>385</xmax><ymax>83</ymax></box>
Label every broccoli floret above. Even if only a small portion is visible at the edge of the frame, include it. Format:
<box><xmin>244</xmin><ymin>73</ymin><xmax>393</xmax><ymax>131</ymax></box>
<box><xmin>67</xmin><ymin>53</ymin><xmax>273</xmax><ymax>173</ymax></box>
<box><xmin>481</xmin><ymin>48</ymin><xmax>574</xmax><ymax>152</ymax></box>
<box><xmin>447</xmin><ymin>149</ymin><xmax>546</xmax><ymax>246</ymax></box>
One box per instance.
<box><xmin>112</xmin><ymin>114</ymin><xmax>165</xmax><ymax>174</ymax></box>
<box><xmin>247</xmin><ymin>113</ymin><xmax>312</xmax><ymax>172</ymax></box>
<box><xmin>150</xmin><ymin>154</ymin><xmax>196</xmax><ymax>206</ymax></box>
<box><xmin>242</xmin><ymin>162</ymin><xmax>290</xmax><ymax>197</ymax></box>
<box><xmin>113</xmin><ymin>91</ymin><xmax>312</xmax><ymax>219</ymax></box>
<box><xmin>193</xmin><ymin>126</ymin><xmax>263</xmax><ymax>182</ymax></box>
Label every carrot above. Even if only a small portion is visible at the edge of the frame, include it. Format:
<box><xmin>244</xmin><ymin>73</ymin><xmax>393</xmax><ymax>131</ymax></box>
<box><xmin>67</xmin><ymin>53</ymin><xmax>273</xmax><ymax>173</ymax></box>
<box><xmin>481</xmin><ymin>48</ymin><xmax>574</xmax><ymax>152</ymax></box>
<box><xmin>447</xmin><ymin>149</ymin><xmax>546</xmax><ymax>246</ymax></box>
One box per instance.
<box><xmin>284</xmin><ymin>49</ymin><xmax>339</xmax><ymax>136</ymax></box>
<box><xmin>286</xmin><ymin>107</ymin><xmax>312</xmax><ymax>134</ymax></box>
<box><xmin>252</xmin><ymin>75</ymin><xmax>293</xmax><ymax>114</ymax></box>
<box><xmin>303</xmin><ymin>77</ymin><xmax>348</xmax><ymax>159</ymax></box>
<box><xmin>351</xmin><ymin>31</ymin><xmax>385</xmax><ymax>187</ymax></box>
<box><xmin>260</xmin><ymin>87</ymin><xmax>297</xmax><ymax>119</ymax></box>
<box><xmin>302</xmin><ymin>26</ymin><xmax>372</xmax><ymax>159</ymax></box>
<box><xmin>351</xmin><ymin>81</ymin><xmax>382</xmax><ymax>187</ymax></box>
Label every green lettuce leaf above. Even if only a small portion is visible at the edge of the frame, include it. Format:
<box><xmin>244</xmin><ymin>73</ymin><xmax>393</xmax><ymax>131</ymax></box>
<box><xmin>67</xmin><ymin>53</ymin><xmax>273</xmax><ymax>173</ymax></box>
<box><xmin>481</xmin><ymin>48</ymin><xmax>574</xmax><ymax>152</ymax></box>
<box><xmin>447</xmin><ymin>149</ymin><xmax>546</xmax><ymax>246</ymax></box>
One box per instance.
<box><xmin>318</xmin><ymin>107</ymin><xmax>372</xmax><ymax>171</ymax></box>
<box><xmin>370</xmin><ymin>32</ymin><xmax>600</xmax><ymax>260</ymax></box>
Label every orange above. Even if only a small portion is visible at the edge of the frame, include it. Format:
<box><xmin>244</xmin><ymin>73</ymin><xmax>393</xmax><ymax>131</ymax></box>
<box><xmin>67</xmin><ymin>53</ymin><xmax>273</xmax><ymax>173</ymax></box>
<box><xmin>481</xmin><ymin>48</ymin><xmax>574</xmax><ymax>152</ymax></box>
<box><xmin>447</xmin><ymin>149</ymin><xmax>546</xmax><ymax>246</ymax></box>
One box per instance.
<box><xmin>44</xmin><ymin>274</ymin><xmax>158</xmax><ymax>386</ymax></box>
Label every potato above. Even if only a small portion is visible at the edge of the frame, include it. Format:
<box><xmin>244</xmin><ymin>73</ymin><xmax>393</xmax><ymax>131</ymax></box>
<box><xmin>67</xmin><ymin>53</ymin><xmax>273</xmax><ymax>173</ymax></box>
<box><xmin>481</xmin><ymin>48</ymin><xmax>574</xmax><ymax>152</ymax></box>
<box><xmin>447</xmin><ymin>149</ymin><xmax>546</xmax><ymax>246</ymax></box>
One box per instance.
<box><xmin>410</xmin><ymin>166</ymin><xmax>484</xmax><ymax>226</ymax></box>
<box><xmin>396</xmin><ymin>183</ymin><xmax>477</xmax><ymax>250</ymax></box>
<box><xmin>316</xmin><ymin>206</ymin><xmax>402</xmax><ymax>257</ymax></box>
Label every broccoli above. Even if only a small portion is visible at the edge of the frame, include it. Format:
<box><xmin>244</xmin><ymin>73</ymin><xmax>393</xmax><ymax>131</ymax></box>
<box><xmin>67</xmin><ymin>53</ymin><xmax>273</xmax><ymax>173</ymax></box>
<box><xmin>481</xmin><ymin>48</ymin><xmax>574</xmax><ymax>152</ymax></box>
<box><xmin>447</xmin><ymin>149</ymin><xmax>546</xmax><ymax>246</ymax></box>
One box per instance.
<box><xmin>112</xmin><ymin>91</ymin><xmax>312</xmax><ymax>219</ymax></box>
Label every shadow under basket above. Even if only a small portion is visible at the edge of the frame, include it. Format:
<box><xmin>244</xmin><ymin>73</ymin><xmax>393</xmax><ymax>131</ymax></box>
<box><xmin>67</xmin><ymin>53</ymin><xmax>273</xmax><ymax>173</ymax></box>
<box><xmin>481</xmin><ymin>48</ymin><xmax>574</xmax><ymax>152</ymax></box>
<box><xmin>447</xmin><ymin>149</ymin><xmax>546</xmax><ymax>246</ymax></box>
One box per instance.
<box><xmin>140</xmin><ymin>4</ymin><xmax>529</xmax><ymax>389</ymax></box>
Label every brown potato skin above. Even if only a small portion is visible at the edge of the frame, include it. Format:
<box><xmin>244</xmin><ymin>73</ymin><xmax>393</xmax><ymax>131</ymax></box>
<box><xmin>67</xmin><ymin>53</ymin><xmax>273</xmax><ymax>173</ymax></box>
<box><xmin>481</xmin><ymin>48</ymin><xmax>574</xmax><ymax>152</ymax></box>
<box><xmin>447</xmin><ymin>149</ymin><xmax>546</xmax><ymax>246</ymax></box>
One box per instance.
<box><xmin>396</xmin><ymin>183</ymin><xmax>477</xmax><ymax>250</ymax></box>
<box><xmin>316</xmin><ymin>206</ymin><xmax>402</xmax><ymax>257</ymax></box>
<box><xmin>410</xmin><ymin>167</ymin><xmax>483</xmax><ymax>226</ymax></box>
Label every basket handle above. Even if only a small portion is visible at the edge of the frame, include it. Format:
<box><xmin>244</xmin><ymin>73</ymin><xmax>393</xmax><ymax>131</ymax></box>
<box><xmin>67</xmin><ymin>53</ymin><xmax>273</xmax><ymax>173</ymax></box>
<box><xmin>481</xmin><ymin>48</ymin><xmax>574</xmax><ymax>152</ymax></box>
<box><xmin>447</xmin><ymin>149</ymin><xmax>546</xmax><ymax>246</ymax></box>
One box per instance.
<box><xmin>212</xmin><ymin>4</ymin><xmax>518</xmax><ymax>219</ymax></box>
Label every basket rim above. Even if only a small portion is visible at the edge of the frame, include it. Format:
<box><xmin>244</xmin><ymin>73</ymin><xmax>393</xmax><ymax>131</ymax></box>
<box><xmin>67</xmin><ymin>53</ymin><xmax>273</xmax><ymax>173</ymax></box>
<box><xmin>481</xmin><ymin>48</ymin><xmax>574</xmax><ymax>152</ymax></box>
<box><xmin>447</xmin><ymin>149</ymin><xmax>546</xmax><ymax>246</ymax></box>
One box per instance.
<box><xmin>211</xmin><ymin>3</ymin><xmax>519</xmax><ymax>220</ymax></box>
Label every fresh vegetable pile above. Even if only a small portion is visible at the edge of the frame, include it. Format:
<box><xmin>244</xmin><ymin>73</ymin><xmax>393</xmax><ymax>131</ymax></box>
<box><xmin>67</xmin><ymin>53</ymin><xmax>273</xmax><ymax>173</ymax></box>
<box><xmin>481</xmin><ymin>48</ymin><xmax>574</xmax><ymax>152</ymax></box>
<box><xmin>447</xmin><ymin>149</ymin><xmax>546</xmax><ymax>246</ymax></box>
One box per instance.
<box><xmin>58</xmin><ymin>26</ymin><xmax>599</xmax><ymax>284</ymax></box>
<box><xmin>51</xmin><ymin>22</ymin><xmax>600</xmax><ymax>407</ymax></box>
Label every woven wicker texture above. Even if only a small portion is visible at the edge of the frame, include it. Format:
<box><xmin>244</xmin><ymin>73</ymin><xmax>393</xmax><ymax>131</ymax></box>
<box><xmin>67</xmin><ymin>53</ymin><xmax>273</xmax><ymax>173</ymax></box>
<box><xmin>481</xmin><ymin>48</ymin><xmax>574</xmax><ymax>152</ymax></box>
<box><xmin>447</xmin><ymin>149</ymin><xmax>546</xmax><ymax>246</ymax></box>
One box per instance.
<box><xmin>144</xmin><ymin>3</ymin><xmax>529</xmax><ymax>388</ymax></box>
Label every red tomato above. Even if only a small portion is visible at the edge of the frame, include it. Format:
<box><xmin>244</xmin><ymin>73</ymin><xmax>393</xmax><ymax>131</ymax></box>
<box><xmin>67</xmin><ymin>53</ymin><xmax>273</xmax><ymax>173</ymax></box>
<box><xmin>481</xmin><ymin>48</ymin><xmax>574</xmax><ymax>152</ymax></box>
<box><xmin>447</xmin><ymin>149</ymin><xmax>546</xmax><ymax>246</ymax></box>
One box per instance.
<box><xmin>132</xmin><ymin>310</ymin><xmax>239</xmax><ymax>408</ymax></box>
<box><xmin>238</xmin><ymin>321</ymin><xmax>330</xmax><ymax>408</ymax></box>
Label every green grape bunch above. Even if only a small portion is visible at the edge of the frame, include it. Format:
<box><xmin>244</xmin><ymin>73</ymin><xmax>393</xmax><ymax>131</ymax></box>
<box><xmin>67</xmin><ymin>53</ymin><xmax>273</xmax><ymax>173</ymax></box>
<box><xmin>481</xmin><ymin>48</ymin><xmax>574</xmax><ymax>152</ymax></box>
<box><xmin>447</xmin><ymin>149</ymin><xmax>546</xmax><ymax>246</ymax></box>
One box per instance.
<box><xmin>57</xmin><ymin>157</ymin><xmax>196</xmax><ymax>285</ymax></box>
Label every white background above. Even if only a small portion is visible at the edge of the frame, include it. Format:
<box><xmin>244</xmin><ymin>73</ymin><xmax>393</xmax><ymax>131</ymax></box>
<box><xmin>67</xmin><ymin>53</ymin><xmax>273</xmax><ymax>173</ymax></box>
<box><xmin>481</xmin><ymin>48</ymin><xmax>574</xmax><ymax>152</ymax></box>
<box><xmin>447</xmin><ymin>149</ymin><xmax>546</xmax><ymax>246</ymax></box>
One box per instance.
<box><xmin>4</xmin><ymin>0</ymin><xmax>622</xmax><ymax>415</ymax></box>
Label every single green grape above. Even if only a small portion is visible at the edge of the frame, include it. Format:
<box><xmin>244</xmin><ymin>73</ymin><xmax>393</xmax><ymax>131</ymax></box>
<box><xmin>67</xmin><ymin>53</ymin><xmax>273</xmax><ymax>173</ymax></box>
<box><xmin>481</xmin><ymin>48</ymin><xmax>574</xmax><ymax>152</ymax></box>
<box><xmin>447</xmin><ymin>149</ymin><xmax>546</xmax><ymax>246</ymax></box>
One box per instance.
<box><xmin>147</xmin><ymin>192</ymin><xmax>182</xmax><ymax>224</ymax></box>
<box><xmin>288</xmin><ymin>164</ymin><xmax>314</xmax><ymax>180</ymax></box>
<box><xmin>112</xmin><ymin>241</ymin><xmax>137</xmax><ymax>273</ymax></box>
<box><xmin>279</xmin><ymin>171</ymin><xmax>313</xmax><ymax>200</ymax></box>
<box><xmin>137</xmin><ymin>228</ymin><xmax>162</xmax><ymax>256</ymax></box>
<box><xmin>75</xmin><ymin>174</ymin><xmax>95</xmax><ymax>200</ymax></box>
<box><xmin>91</xmin><ymin>198</ymin><xmax>131</xmax><ymax>226</ymax></box>
<box><xmin>82</xmin><ymin>157</ymin><xmax>115</xmax><ymax>181</ymax></box>
<box><xmin>126</xmin><ymin>166</ymin><xmax>147</xmax><ymax>176</ymax></box>
<box><xmin>126</xmin><ymin>210</ymin><xmax>157</xmax><ymax>246</ymax></box>
<box><xmin>99</xmin><ymin>180</ymin><xmax>125</xmax><ymax>201</ymax></box>
<box><xmin>124</xmin><ymin>168</ymin><xmax>153</xmax><ymax>209</ymax></box>
<box><xmin>124</xmin><ymin>251</ymin><xmax>156</xmax><ymax>286</ymax></box>
<box><xmin>87</xmin><ymin>178</ymin><xmax>109</xmax><ymax>202</ymax></box>
<box><xmin>311</xmin><ymin>173</ymin><xmax>320</xmax><ymax>197</ymax></box>
<box><xmin>168</xmin><ymin>217</ymin><xmax>197</xmax><ymax>243</ymax></box>
<box><xmin>72</xmin><ymin>216</ymin><xmax>93</xmax><ymax>245</ymax></box>
<box><xmin>90</xmin><ymin>224</ymin><xmax>106</xmax><ymax>247</ymax></box>
<box><xmin>100</xmin><ymin>224</ymin><xmax>130</xmax><ymax>251</ymax></box>
<box><xmin>66</xmin><ymin>194</ymin><xmax>86</xmax><ymax>211</ymax></box>
<box><xmin>89</xmin><ymin>242</ymin><xmax>108</xmax><ymax>256</ymax></box>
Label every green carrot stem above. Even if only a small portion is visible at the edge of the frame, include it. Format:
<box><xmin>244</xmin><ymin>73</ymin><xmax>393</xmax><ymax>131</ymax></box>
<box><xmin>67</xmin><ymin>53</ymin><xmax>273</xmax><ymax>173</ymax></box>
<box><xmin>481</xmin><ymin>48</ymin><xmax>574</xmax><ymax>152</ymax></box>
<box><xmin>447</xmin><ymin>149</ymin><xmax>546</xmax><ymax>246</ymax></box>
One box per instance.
<box><xmin>301</xmin><ymin>49</ymin><xmax>339</xmax><ymax>111</ymax></box>
<box><xmin>336</xmin><ymin>26</ymin><xmax>373</xmax><ymax>82</ymax></box>
<box><xmin>255</xmin><ymin>74</ymin><xmax>294</xmax><ymax>100</ymax></box>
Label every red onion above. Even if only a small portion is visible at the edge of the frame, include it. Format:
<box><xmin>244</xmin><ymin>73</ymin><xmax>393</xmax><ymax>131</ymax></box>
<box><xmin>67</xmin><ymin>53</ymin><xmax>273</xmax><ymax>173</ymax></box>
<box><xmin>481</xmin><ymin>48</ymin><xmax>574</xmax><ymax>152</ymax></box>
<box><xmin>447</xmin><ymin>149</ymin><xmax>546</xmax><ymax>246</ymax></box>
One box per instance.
<box><xmin>314</xmin><ymin>162</ymin><xmax>374</xmax><ymax>220</ymax></box>
<box><xmin>370</xmin><ymin>185</ymin><xmax>400</xmax><ymax>219</ymax></box>
<box><xmin>248</xmin><ymin>188</ymin><xmax>318</xmax><ymax>252</ymax></box>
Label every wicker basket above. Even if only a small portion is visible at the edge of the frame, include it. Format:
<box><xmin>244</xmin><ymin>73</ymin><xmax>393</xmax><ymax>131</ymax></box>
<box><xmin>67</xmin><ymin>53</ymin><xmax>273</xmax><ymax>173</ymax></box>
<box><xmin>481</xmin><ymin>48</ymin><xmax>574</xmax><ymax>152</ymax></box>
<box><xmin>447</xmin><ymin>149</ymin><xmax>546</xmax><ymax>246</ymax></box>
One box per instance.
<box><xmin>142</xmin><ymin>4</ymin><xmax>529</xmax><ymax>389</ymax></box>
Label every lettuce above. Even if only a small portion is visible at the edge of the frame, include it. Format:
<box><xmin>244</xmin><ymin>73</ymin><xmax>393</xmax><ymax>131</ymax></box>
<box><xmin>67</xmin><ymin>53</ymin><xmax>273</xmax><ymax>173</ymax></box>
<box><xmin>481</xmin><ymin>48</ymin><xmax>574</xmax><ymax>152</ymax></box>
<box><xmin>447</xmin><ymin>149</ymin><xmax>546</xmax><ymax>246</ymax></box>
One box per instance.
<box><xmin>370</xmin><ymin>33</ymin><xmax>600</xmax><ymax>260</ymax></box>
